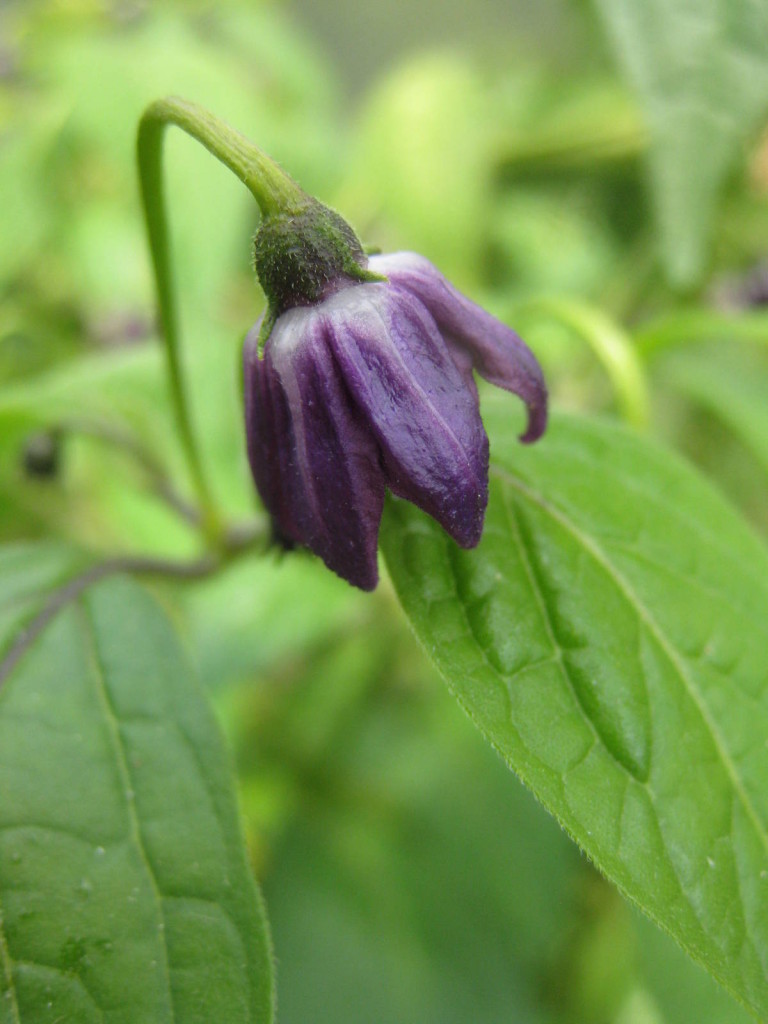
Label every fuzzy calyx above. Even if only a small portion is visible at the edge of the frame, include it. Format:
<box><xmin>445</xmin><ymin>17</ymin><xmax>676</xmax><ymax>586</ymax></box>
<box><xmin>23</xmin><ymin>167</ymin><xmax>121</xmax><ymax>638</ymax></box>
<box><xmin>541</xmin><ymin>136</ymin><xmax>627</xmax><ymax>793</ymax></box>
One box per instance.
<box><xmin>253</xmin><ymin>201</ymin><xmax>383</xmax><ymax>330</ymax></box>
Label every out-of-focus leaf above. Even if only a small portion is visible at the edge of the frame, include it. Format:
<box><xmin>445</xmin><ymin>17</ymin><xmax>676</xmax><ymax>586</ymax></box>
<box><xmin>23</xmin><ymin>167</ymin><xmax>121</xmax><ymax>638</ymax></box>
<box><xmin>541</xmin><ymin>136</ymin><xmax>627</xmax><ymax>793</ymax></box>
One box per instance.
<box><xmin>493</xmin><ymin>75</ymin><xmax>645</xmax><ymax>173</ymax></box>
<box><xmin>0</xmin><ymin>347</ymin><xmax>198</xmax><ymax>553</ymax></box>
<box><xmin>646</xmin><ymin>340</ymin><xmax>768</xmax><ymax>535</ymax></box>
<box><xmin>381</xmin><ymin>399</ymin><xmax>768</xmax><ymax>1018</ymax></box>
<box><xmin>1</xmin><ymin>2</ymin><xmax>342</xmax><ymax>537</ymax></box>
<box><xmin>634</xmin><ymin>912</ymin><xmax>753</xmax><ymax>1024</ymax></box>
<box><xmin>636</xmin><ymin>308</ymin><xmax>768</xmax><ymax>358</ymax></box>
<box><xmin>0</xmin><ymin>555</ymin><xmax>274</xmax><ymax>1023</ymax></box>
<box><xmin>491</xmin><ymin>188</ymin><xmax>618</xmax><ymax>302</ymax></box>
<box><xmin>0</xmin><ymin>98</ymin><xmax>65</xmax><ymax>286</ymax></box>
<box><xmin>515</xmin><ymin>297</ymin><xmax>650</xmax><ymax>428</ymax></box>
<box><xmin>593</xmin><ymin>0</ymin><xmax>768</xmax><ymax>286</ymax></box>
<box><xmin>341</xmin><ymin>54</ymin><xmax>490</xmax><ymax>289</ymax></box>
<box><xmin>0</xmin><ymin>544</ymin><xmax>85</xmax><ymax>642</ymax></box>
<box><xmin>181</xmin><ymin>551</ymin><xmax>364</xmax><ymax>690</ymax></box>
<box><xmin>253</xmin><ymin>629</ymin><xmax>580</xmax><ymax>1024</ymax></box>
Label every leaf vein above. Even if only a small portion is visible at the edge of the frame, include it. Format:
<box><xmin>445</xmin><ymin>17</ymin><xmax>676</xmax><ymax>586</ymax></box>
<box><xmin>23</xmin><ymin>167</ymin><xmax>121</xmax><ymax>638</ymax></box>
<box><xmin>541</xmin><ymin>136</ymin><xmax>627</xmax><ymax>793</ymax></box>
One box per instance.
<box><xmin>493</xmin><ymin>466</ymin><xmax>768</xmax><ymax>861</ymax></box>
<box><xmin>442</xmin><ymin>538</ymin><xmax>514</xmax><ymax>721</ymax></box>
<box><xmin>77</xmin><ymin>600</ymin><xmax>176</xmax><ymax>1021</ymax></box>
<box><xmin>499</xmin><ymin>485</ymin><xmax>649</xmax><ymax>782</ymax></box>
<box><xmin>11</xmin><ymin>960</ymin><xmax>106</xmax><ymax>1022</ymax></box>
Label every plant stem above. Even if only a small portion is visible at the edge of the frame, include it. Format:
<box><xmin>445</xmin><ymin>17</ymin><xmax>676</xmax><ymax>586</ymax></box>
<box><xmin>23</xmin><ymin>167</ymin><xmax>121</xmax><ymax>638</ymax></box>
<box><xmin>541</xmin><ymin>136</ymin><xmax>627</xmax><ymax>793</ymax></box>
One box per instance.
<box><xmin>57</xmin><ymin>416</ymin><xmax>201</xmax><ymax>526</ymax></box>
<box><xmin>0</xmin><ymin>517</ymin><xmax>267</xmax><ymax>689</ymax></box>
<box><xmin>515</xmin><ymin>296</ymin><xmax>651</xmax><ymax>430</ymax></box>
<box><xmin>136</xmin><ymin>97</ymin><xmax>307</xmax><ymax>543</ymax></box>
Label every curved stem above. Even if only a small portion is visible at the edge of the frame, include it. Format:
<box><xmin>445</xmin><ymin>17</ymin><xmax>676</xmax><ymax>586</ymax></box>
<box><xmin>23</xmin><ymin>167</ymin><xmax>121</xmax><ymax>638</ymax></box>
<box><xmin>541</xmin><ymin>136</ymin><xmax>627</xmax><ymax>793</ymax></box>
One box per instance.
<box><xmin>139</xmin><ymin>98</ymin><xmax>307</xmax><ymax>218</ymax></box>
<box><xmin>516</xmin><ymin>296</ymin><xmax>651</xmax><ymax>430</ymax></box>
<box><xmin>136</xmin><ymin>97</ymin><xmax>307</xmax><ymax>543</ymax></box>
<box><xmin>0</xmin><ymin>517</ymin><xmax>267</xmax><ymax>689</ymax></box>
<box><xmin>59</xmin><ymin>416</ymin><xmax>201</xmax><ymax>526</ymax></box>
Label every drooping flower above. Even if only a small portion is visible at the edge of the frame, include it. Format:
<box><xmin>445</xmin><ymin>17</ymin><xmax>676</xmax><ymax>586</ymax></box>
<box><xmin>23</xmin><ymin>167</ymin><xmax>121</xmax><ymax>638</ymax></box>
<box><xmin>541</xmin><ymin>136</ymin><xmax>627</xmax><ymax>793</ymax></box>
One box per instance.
<box><xmin>244</xmin><ymin>233</ymin><xmax>547</xmax><ymax>590</ymax></box>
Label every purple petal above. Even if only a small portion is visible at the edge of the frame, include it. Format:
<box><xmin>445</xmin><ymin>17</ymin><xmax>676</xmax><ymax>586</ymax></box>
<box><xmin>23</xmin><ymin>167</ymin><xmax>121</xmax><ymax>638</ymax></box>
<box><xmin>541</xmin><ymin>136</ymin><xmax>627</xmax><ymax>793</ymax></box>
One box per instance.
<box><xmin>243</xmin><ymin>310</ymin><xmax>385</xmax><ymax>590</ymax></box>
<box><xmin>324</xmin><ymin>284</ymin><xmax>489</xmax><ymax>549</ymax></box>
<box><xmin>243</xmin><ymin>317</ymin><xmax>297</xmax><ymax>538</ymax></box>
<box><xmin>370</xmin><ymin>252</ymin><xmax>548</xmax><ymax>443</ymax></box>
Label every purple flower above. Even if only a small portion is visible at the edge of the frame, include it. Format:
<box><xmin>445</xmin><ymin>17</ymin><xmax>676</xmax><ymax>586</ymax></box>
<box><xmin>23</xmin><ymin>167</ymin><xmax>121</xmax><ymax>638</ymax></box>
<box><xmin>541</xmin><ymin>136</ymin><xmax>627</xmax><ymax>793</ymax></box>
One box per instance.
<box><xmin>243</xmin><ymin>251</ymin><xmax>547</xmax><ymax>591</ymax></box>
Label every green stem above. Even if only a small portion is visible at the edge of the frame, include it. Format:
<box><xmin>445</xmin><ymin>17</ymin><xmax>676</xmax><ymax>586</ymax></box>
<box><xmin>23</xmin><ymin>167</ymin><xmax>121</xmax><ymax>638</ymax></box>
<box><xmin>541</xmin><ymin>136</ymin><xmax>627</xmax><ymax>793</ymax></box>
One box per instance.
<box><xmin>0</xmin><ymin>516</ymin><xmax>267</xmax><ymax>690</ymax></box>
<box><xmin>58</xmin><ymin>416</ymin><xmax>201</xmax><ymax>526</ymax></box>
<box><xmin>496</xmin><ymin>126</ymin><xmax>647</xmax><ymax>174</ymax></box>
<box><xmin>516</xmin><ymin>296</ymin><xmax>651</xmax><ymax>430</ymax></box>
<box><xmin>136</xmin><ymin>97</ymin><xmax>307</xmax><ymax>542</ymax></box>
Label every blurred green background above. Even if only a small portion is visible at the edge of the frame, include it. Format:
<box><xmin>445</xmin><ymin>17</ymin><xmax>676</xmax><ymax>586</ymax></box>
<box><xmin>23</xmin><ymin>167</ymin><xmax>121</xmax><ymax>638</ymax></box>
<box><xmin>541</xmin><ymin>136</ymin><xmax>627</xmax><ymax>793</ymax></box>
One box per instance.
<box><xmin>2</xmin><ymin>1</ymin><xmax>768</xmax><ymax>1020</ymax></box>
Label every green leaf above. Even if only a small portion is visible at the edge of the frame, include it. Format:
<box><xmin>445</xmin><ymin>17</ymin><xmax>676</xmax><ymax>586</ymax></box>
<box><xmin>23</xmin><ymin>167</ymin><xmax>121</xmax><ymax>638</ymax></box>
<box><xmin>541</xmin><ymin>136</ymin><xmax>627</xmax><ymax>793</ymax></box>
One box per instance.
<box><xmin>381</xmin><ymin>399</ymin><xmax>768</xmax><ymax>1018</ymax></box>
<box><xmin>592</xmin><ymin>0</ymin><xmax>768</xmax><ymax>286</ymax></box>
<box><xmin>0</xmin><ymin>552</ymin><xmax>274</xmax><ymax>1023</ymax></box>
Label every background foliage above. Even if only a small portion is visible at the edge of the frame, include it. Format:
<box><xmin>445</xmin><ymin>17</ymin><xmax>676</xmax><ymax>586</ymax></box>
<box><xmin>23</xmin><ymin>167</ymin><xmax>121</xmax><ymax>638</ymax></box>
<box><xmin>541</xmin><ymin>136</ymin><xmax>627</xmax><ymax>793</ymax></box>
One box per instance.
<box><xmin>2</xmin><ymin>0</ymin><xmax>768</xmax><ymax>1021</ymax></box>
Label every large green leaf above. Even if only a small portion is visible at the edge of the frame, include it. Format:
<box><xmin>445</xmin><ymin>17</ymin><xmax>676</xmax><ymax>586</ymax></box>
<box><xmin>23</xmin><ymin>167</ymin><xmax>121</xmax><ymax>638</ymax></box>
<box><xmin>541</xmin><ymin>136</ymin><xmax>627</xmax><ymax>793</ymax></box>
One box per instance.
<box><xmin>592</xmin><ymin>0</ymin><xmax>768</xmax><ymax>286</ymax></box>
<box><xmin>381</xmin><ymin>399</ymin><xmax>768</xmax><ymax>1018</ymax></box>
<box><xmin>0</xmin><ymin>549</ymin><xmax>274</xmax><ymax>1023</ymax></box>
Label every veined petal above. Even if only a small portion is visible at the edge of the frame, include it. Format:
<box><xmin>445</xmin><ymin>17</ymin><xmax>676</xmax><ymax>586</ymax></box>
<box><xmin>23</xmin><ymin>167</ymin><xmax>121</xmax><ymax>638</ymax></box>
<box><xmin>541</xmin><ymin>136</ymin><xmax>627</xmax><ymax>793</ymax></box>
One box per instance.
<box><xmin>243</xmin><ymin>317</ymin><xmax>297</xmax><ymax>540</ymax></box>
<box><xmin>370</xmin><ymin>252</ymin><xmax>547</xmax><ymax>443</ymax></box>
<box><xmin>244</xmin><ymin>309</ymin><xmax>385</xmax><ymax>590</ymax></box>
<box><xmin>324</xmin><ymin>284</ymin><xmax>489</xmax><ymax>549</ymax></box>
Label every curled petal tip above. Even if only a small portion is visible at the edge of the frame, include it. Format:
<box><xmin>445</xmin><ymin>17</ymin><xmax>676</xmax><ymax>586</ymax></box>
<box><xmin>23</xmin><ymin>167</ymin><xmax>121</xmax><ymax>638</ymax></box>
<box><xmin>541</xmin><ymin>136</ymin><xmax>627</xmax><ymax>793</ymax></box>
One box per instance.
<box><xmin>371</xmin><ymin>252</ymin><xmax>550</xmax><ymax>448</ymax></box>
<box><xmin>518</xmin><ymin>397</ymin><xmax>548</xmax><ymax>444</ymax></box>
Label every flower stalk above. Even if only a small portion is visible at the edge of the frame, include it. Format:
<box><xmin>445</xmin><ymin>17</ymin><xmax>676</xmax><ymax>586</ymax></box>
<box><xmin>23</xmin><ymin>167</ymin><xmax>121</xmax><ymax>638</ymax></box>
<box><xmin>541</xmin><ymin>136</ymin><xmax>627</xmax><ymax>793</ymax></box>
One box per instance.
<box><xmin>137</xmin><ymin>96</ymin><xmax>309</xmax><ymax>542</ymax></box>
<box><xmin>138</xmin><ymin>96</ymin><xmax>548</xmax><ymax>590</ymax></box>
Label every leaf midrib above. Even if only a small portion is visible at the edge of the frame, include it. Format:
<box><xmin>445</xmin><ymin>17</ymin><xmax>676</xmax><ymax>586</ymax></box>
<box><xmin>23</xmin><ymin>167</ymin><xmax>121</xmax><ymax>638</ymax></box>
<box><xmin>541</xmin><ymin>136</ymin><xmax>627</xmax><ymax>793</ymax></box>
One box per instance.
<box><xmin>79</xmin><ymin>599</ymin><xmax>176</xmax><ymax>1022</ymax></box>
<box><xmin>496</xmin><ymin>480</ymin><xmax>718</xmax><ymax>944</ymax></box>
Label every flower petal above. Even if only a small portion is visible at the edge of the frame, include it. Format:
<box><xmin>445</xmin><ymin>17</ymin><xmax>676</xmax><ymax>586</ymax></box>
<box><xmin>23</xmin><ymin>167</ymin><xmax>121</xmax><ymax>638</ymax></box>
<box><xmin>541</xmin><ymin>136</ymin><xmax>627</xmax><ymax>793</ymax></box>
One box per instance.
<box><xmin>243</xmin><ymin>317</ymin><xmax>295</xmax><ymax>538</ymax></box>
<box><xmin>324</xmin><ymin>284</ymin><xmax>489</xmax><ymax>549</ymax></box>
<box><xmin>370</xmin><ymin>252</ymin><xmax>548</xmax><ymax>443</ymax></box>
<box><xmin>243</xmin><ymin>310</ymin><xmax>384</xmax><ymax>590</ymax></box>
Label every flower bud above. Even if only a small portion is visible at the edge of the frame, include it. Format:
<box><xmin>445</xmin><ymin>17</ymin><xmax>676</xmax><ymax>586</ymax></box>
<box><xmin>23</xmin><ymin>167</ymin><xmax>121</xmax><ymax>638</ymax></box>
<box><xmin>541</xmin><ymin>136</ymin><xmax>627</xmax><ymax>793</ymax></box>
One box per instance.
<box><xmin>244</xmin><ymin>232</ymin><xmax>547</xmax><ymax>589</ymax></box>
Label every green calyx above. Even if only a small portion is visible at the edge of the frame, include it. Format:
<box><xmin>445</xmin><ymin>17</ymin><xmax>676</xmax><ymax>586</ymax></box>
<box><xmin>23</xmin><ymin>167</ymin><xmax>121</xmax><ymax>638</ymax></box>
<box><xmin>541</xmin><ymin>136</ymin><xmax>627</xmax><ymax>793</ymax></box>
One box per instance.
<box><xmin>253</xmin><ymin>199</ymin><xmax>385</xmax><ymax>351</ymax></box>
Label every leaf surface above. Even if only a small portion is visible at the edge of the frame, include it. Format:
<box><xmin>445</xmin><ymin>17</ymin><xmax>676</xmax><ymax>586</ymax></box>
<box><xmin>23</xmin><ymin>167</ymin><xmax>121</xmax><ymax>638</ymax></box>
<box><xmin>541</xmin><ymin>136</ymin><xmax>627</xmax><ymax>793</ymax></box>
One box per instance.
<box><xmin>0</xmin><ymin>552</ymin><xmax>274</xmax><ymax>1023</ymax></box>
<box><xmin>381</xmin><ymin>400</ymin><xmax>768</xmax><ymax>1017</ymax></box>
